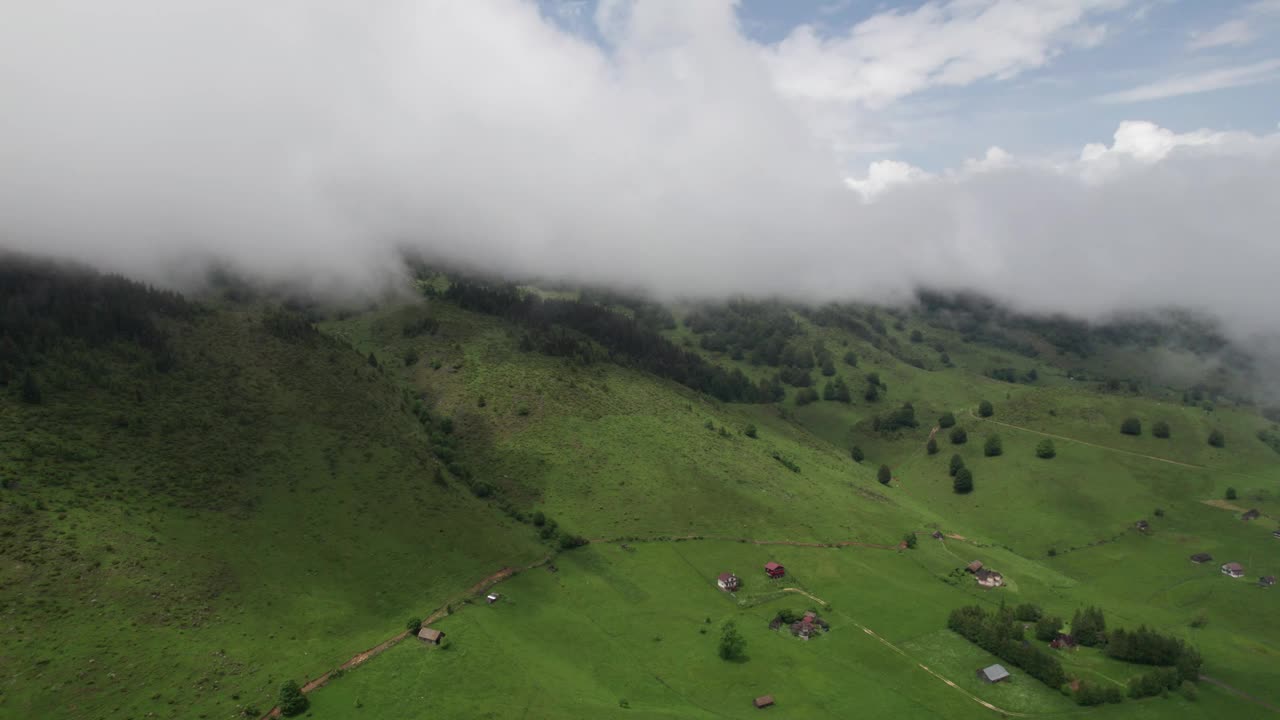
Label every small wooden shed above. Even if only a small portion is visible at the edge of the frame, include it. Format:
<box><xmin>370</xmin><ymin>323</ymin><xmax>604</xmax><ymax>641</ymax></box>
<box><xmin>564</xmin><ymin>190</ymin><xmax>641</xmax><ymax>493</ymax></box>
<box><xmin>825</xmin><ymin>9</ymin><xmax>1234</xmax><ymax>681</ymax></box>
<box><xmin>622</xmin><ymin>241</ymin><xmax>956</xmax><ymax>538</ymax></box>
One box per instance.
<box><xmin>418</xmin><ymin>627</ymin><xmax>445</xmax><ymax>645</ymax></box>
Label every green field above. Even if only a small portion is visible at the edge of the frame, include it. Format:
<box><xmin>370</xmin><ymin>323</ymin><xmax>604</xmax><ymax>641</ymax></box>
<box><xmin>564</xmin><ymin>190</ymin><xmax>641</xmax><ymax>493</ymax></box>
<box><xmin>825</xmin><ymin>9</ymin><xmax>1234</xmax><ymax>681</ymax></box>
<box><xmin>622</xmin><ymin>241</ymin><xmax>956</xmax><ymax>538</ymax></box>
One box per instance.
<box><xmin>3</xmin><ymin>265</ymin><xmax>1279</xmax><ymax>719</ymax></box>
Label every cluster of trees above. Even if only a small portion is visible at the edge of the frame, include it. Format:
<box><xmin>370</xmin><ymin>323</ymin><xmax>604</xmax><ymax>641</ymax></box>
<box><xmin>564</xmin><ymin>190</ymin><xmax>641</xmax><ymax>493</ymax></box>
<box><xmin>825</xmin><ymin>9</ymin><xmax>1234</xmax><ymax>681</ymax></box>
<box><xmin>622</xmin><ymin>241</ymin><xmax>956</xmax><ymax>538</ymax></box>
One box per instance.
<box><xmin>442</xmin><ymin>280</ymin><xmax>773</xmax><ymax>403</ymax></box>
<box><xmin>1070</xmin><ymin>606</ymin><xmax>1107</xmax><ymax>647</ymax></box>
<box><xmin>1127</xmin><ymin>668</ymin><xmax>1186</xmax><ymax>699</ymax></box>
<box><xmin>947</xmin><ymin>605</ymin><xmax>1066</xmax><ymax>688</ymax></box>
<box><xmin>988</xmin><ymin>367</ymin><xmax>1037</xmax><ymax>384</ymax></box>
<box><xmin>1074</xmin><ymin>682</ymin><xmax>1124</xmax><ymax>706</ymax></box>
<box><xmin>950</xmin><ymin>454</ymin><xmax>973</xmax><ymax>494</ymax></box>
<box><xmin>0</xmin><ymin>255</ymin><xmax>193</xmax><ymax>392</ymax></box>
<box><xmin>1107</xmin><ymin>626</ymin><xmax>1202</xmax><ymax>680</ymax></box>
<box><xmin>873</xmin><ymin>402</ymin><xmax>918</xmax><ymax>434</ymax></box>
<box><xmin>684</xmin><ymin>300</ymin><xmax>798</xmax><ymax>365</ymax></box>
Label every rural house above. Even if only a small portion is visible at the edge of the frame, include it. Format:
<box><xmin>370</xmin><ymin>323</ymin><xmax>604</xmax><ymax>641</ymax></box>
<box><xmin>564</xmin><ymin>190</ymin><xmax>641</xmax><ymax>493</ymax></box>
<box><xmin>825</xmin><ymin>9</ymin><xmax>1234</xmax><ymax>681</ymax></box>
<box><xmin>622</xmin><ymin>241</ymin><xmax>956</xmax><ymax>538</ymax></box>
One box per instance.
<box><xmin>1134</xmin><ymin>519</ymin><xmax>1150</xmax><ymax>532</ymax></box>
<box><xmin>1190</xmin><ymin>553</ymin><xmax>1213</xmax><ymax>564</ymax></box>
<box><xmin>764</xmin><ymin>562</ymin><xmax>785</xmax><ymax>579</ymax></box>
<box><xmin>486</xmin><ymin>593</ymin><xmax>501</xmax><ymax>604</ymax></box>
<box><xmin>1272</xmin><ymin>529</ymin><xmax>1280</xmax><ymax>539</ymax></box>
<box><xmin>753</xmin><ymin>695</ymin><xmax>775</xmax><ymax>709</ymax></box>
<box><xmin>717</xmin><ymin>572</ymin><xmax>741</xmax><ymax>592</ymax></box>
<box><xmin>1242</xmin><ymin>509</ymin><xmax>1261</xmax><ymax>521</ymax></box>
<box><xmin>931</xmin><ymin>530</ymin><xmax>944</xmax><ymax>540</ymax></box>
<box><xmin>1222</xmin><ymin>562</ymin><xmax>1246</xmax><ymax>578</ymax></box>
<box><xmin>978</xmin><ymin>664</ymin><xmax>1010</xmax><ymax>683</ymax></box>
<box><xmin>965</xmin><ymin>561</ymin><xmax>983</xmax><ymax>573</ymax></box>
<box><xmin>1261</xmin><ymin>576</ymin><xmax>1277</xmax><ymax>588</ymax></box>
<box><xmin>788</xmin><ymin>611</ymin><xmax>830</xmax><ymax>640</ymax></box>
<box><xmin>418</xmin><ymin>627</ymin><xmax>445</xmax><ymax>645</ymax></box>
<box><xmin>1050</xmin><ymin>634</ymin><xmax>1077</xmax><ymax>650</ymax></box>
<box><xmin>976</xmin><ymin>569</ymin><xmax>1004</xmax><ymax>588</ymax></box>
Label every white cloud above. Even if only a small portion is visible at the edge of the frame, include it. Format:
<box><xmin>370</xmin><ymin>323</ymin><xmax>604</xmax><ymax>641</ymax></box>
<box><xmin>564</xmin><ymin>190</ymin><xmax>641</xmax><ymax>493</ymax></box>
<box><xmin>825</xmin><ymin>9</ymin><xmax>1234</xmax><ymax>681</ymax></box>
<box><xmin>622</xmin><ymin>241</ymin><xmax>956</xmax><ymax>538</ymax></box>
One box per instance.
<box><xmin>845</xmin><ymin>160</ymin><xmax>934</xmax><ymax>200</ymax></box>
<box><xmin>1</xmin><ymin>0</ymin><xmax>1279</xmax><ymax>341</ymax></box>
<box><xmin>763</xmin><ymin>0</ymin><xmax>1128</xmax><ymax>109</ymax></box>
<box><xmin>1095</xmin><ymin>58</ymin><xmax>1280</xmax><ymax>103</ymax></box>
<box><xmin>1188</xmin><ymin>19</ymin><xmax>1256</xmax><ymax>50</ymax></box>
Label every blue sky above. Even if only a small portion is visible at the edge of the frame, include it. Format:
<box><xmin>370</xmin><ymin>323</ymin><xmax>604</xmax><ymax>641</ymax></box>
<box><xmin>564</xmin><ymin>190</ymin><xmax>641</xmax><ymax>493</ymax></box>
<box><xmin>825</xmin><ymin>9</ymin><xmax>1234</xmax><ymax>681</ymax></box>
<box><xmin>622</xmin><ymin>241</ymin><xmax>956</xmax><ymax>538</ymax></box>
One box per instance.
<box><xmin>542</xmin><ymin>0</ymin><xmax>1280</xmax><ymax>171</ymax></box>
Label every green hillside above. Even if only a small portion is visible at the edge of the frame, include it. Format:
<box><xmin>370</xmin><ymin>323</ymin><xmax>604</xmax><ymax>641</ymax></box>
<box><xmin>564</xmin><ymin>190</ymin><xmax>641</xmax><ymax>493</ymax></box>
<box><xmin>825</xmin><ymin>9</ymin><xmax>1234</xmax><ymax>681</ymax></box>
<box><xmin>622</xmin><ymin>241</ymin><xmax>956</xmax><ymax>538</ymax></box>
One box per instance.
<box><xmin>3</xmin><ymin>261</ymin><xmax>1279</xmax><ymax>719</ymax></box>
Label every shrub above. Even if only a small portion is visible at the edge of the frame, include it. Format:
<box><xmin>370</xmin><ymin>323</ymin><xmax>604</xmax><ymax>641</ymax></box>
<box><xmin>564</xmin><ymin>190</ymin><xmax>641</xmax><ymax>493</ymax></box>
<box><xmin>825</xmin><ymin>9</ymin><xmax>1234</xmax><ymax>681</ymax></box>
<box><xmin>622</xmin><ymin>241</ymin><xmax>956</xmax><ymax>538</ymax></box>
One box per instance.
<box><xmin>1014</xmin><ymin>604</ymin><xmax>1043</xmax><ymax>622</ymax></box>
<box><xmin>850</xmin><ymin>446</ymin><xmax>864</xmax><ymax>463</ymax></box>
<box><xmin>1225</xmin><ymin>487</ymin><xmax>1236</xmax><ymax>500</ymax></box>
<box><xmin>1208</xmin><ymin>429</ymin><xmax>1225</xmax><ymax>448</ymax></box>
<box><xmin>278</xmin><ymin>680</ymin><xmax>309</xmax><ymax>717</ymax></box>
<box><xmin>843</xmin><ymin>351</ymin><xmax>858</xmax><ymax>367</ymax></box>
<box><xmin>949</xmin><ymin>426</ymin><xmax>967</xmax><ymax>444</ymax></box>
<box><xmin>1034</xmin><ymin>615</ymin><xmax>1062</xmax><ymax>641</ymax></box>
<box><xmin>532</xmin><ymin>511</ymin><xmax>546</xmax><ymax>527</ymax></box>
<box><xmin>1152</xmin><ymin>420</ymin><xmax>1170</xmax><ymax>438</ymax></box>
<box><xmin>978</xmin><ymin>400</ymin><xmax>993</xmax><ymax>417</ymax></box>
<box><xmin>877</xmin><ymin>464</ymin><xmax>892</xmax><ymax>485</ymax></box>
<box><xmin>21</xmin><ymin>372</ymin><xmax>42</xmax><ymax>404</ymax></box>
<box><xmin>949</xmin><ymin>454</ymin><xmax>964</xmax><ymax>477</ymax></box>
<box><xmin>953</xmin><ymin>467</ymin><xmax>973</xmax><ymax>494</ymax></box>
<box><xmin>1035</xmin><ymin>438</ymin><xmax>1056</xmax><ymax>459</ymax></box>
<box><xmin>938</xmin><ymin>412</ymin><xmax>956</xmax><ymax>428</ymax></box>
<box><xmin>406</xmin><ymin>617</ymin><xmax>422</xmax><ymax>635</ymax></box>
<box><xmin>903</xmin><ymin>533</ymin><xmax>917</xmax><ymax>549</ymax></box>
<box><xmin>718</xmin><ymin>621</ymin><xmax>746</xmax><ymax>661</ymax></box>
<box><xmin>926</xmin><ymin>437</ymin><xmax>938</xmax><ymax>455</ymax></box>
<box><xmin>744</xmin><ymin>424</ymin><xmax>757</xmax><ymax>439</ymax></box>
<box><xmin>403</xmin><ymin>348</ymin><xmax>420</xmax><ymax>366</ymax></box>
<box><xmin>517</xmin><ymin>403</ymin><xmax>531</xmax><ymax>416</ymax></box>
<box><xmin>983</xmin><ymin>435</ymin><xmax>1003</xmax><ymax>457</ymax></box>
<box><xmin>1120</xmin><ymin>417</ymin><xmax>1141</xmax><ymax>436</ymax></box>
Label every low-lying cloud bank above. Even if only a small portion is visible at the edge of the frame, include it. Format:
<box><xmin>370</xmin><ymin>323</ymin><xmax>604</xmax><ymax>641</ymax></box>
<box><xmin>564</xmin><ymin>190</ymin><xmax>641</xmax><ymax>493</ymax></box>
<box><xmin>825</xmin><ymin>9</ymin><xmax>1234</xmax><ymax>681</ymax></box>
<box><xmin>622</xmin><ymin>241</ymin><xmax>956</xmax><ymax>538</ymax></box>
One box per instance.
<box><xmin>1</xmin><ymin>0</ymin><xmax>1278</xmax><ymax>341</ymax></box>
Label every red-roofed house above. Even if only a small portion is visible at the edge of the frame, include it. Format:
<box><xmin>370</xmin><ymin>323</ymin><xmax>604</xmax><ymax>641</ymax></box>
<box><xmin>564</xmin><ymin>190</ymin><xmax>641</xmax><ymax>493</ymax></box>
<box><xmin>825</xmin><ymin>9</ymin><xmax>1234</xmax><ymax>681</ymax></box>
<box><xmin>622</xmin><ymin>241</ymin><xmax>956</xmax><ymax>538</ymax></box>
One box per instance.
<box><xmin>764</xmin><ymin>562</ymin><xmax>785</xmax><ymax>579</ymax></box>
<box><xmin>717</xmin><ymin>572</ymin><xmax>741</xmax><ymax>591</ymax></box>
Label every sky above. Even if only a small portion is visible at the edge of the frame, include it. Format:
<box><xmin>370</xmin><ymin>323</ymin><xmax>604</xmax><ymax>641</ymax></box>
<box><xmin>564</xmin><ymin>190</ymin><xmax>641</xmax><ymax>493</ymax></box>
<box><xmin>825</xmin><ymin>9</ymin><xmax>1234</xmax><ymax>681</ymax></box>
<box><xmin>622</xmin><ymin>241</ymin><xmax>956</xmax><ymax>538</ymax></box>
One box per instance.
<box><xmin>1</xmin><ymin>0</ymin><xmax>1278</xmax><ymax>342</ymax></box>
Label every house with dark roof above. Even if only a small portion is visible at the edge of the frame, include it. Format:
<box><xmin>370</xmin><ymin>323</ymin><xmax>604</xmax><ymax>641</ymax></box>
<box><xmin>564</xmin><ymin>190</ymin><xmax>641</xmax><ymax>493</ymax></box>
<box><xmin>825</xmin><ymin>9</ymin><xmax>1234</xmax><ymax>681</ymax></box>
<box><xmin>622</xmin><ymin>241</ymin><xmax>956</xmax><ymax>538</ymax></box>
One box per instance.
<box><xmin>717</xmin><ymin>572</ymin><xmax>741</xmax><ymax>592</ymax></box>
<box><xmin>965</xmin><ymin>560</ymin><xmax>983</xmax><ymax>573</ymax></box>
<box><xmin>978</xmin><ymin>664</ymin><xmax>1010</xmax><ymax>683</ymax></box>
<box><xmin>753</xmin><ymin>695</ymin><xmax>775</xmax><ymax>709</ymax></box>
<box><xmin>764</xmin><ymin>562</ymin><xmax>785</xmax><ymax>579</ymax></box>
<box><xmin>976</xmin><ymin>569</ymin><xmax>1004</xmax><ymax>588</ymax></box>
<box><xmin>1242</xmin><ymin>509</ymin><xmax>1261</xmax><ymax>521</ymax></box>
<box><xmin>1222</xmin><ymin>562</ymin><xmax>1245</xmax><ymax>578</ymax></box>
<box><xmin>418</xmin><ymin>627</ymin><xmax>445</xmax><ymax>645</ymax></box>
<box><xmin>1261</xmin><ymin>576</ymin><xmax>1277</xmax><ymax>588</ymax></box>
<box><xmin>1190</xmin><ymin>553</ymin><xmax>1213</xmax><ymax>564</ymax></box>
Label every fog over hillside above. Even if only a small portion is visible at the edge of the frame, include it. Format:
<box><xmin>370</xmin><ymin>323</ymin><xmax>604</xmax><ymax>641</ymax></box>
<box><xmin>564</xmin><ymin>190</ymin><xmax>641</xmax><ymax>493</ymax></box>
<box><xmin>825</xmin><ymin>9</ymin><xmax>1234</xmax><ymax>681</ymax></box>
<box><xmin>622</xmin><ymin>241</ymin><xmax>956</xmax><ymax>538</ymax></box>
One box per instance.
<box><xmin>1</xmin><ymin>1</ymin><xmax>1278</xmax><ymax>341</ymax></box>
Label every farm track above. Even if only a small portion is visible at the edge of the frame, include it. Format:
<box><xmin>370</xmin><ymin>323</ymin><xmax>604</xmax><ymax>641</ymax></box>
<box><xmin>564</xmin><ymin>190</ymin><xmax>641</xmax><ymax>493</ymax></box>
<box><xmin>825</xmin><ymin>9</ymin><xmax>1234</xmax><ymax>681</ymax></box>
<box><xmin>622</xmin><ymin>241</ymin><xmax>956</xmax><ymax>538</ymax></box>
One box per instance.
<box><xmin>590</xmin><ymin>534</ymin><xmax>900</xmax><ymax>550</ymax></box>
<box><xmin>257</xmin><ymin>560</ymin><xmax>547</xmax><ymax>719</ymax></box>
<box><xmin>968</xmin><ymin>411</ymin><xmax>1203</xmax><ymax>469</ymax></box>
<box><xmin>1199</xmin><ymin>675</ymin><xmax>1280</xmax><ymax>714</ymax></box>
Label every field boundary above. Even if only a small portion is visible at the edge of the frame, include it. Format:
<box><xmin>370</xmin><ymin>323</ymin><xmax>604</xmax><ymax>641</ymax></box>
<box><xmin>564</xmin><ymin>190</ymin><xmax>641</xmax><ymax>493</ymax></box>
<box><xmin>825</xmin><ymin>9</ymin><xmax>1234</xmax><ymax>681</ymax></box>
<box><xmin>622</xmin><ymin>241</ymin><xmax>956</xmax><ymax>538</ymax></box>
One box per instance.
<box><xmin>589</xmin><ymin>534</ymin><xmax>899</xmax><ymax>550</ymax></box>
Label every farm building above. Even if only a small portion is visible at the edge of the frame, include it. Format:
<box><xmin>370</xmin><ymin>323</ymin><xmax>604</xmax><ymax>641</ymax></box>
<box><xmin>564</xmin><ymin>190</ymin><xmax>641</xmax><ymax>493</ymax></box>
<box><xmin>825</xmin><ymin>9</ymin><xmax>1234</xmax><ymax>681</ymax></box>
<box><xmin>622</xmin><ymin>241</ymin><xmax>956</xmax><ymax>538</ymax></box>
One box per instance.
<box><xmin>1261</xmin><ymin>576</ymin><xmax>1277</xmax><ymax>588</ymax></box>
<box><xmin>1190</xmin><ymin>553</ymin><xmax>1213</xmax><ymax>564</ymax></box>
<box><xmin>1134</xmin><ymin>519</ymin><xmax>1150</xmax><ymax>532</ymax></box>
<box><xmin>1242</xmin><ymin>509</ymin><xmax>1261</xmax><ymax>521</ymax></box>
<box><xmin>978</xmin><ymin>664</ymin><xmax>1010</xmax><ymax>683</ymax></box>
<box><xmin>418</xmin><ymin>627</ymin><xmax>445</xmax><ymax>645</ymax></box>
<box><xmin>1050</xmin><ymin>634</ymin><xmax>1077</xmax><ymax>650</ymax></box>
<box><xmin>764</xmin><ymin>562</ymin><xmax>785</xmax><ymax>579</ymax></box>
<box><xmin>717</xmin><ymin>572</ymin><xmax>741</xmax><ymax>591</ymax></box>
<box><xmin>753</xmin><ymin>695</ymin><xmax>775</xmax><ymax>709</ymax></box>
<box><xmin>486</xmin><ymin>593</ymin><xmax>501</xmax><ymax>604</ymax></box>
<box><xmin>965</xmin><ymin>561</ymin><xmax>983</xmax><ymax>573</ymax></box>
<box><xmin>976</xmin><ymin>569</ymin><xmax>1004</xmax><ymax>588</ymax></box>
<box><xmin>1222</xmin><ymin>562</ymin><xmax>1246</xmax><ymax>578</ymax></box>
<box><xmin>931</xmin><ymin>530</ymin><xmax>944</xmax><ymax>540</ymax></box>
<box><xmin>1272</xmin><ymin>529</ymin><xmax>1280</xmax><ymax>539</ymax></box>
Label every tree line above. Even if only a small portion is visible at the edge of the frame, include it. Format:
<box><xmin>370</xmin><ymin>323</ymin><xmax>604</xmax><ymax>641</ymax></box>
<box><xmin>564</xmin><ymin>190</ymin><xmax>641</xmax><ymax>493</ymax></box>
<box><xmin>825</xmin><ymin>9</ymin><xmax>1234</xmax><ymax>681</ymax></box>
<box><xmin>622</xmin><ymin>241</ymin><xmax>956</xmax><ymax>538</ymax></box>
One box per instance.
<box><xmin>439</xmin><ymin>280</ymin><xmax>776</xmax><ymax>403</ymax></box>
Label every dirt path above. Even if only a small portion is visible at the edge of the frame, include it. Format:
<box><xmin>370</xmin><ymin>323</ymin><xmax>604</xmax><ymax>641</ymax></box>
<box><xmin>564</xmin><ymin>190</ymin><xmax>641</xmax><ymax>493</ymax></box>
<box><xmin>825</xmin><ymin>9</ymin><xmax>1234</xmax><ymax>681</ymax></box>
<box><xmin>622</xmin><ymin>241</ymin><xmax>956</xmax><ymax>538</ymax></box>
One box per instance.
<box><xmin>258</xmin><ymin>562</ymin><xmax>540</xmax><ymax>719</ymax></box>
<box><xmin>1200</xmin><ymin>675</ymin><xmax>1280</xmax><ymax>713</ymax></box>
<box><xmin>968</xmin><ymin>411</ymin><xmax>1203</xmax><ymax>469</ymax></box>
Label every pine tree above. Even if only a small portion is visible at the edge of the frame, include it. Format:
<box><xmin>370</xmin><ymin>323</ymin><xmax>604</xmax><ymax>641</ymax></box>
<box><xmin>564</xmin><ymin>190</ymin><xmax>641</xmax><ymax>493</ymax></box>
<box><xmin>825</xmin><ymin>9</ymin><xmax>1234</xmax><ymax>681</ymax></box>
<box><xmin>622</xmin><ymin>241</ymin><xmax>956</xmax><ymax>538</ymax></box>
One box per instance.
<box><xmin>949</xmin><ymin>454</ymin><xmax>964</xmax><ymax>477</ymax></box>
<box><xmin>877</xmin><ymin>464</ymin><xmax>892</xmax><ymax>485</ymax></box>
<box><xmin>984</xmin><ymin>434</ymin><xmax>1003</xmax><ymax>457</ymax></box>
<box><xmin>978</xmin><ymin>400</ymin><xmax>993</xmax><ymax>417</ymax></box>
<box><xmin>926</xmin><ymin>437</ymin><xmax>939</xmax><ymax>455</ymax></box>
